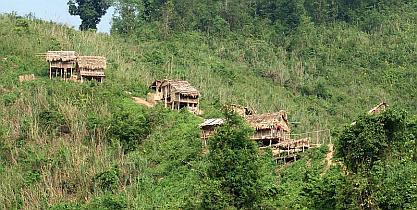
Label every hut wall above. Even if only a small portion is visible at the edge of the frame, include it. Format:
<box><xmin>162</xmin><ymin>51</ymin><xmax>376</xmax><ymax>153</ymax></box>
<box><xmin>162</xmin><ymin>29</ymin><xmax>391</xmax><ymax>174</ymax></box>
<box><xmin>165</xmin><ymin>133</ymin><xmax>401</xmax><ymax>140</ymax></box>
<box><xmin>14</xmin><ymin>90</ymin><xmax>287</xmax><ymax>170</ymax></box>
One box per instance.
<box><xmin>79</xmin><ymin>68</ymin><xmax>105</xmax><ymax>76</ymax></box>
<box><xmin>50</xmin><ymin>61</ymin><xmax>75</xmax><ymax>69</ymax></box>
<box><xmin>201</xmin><ymin>126</ymin><xmax>216</xmax><ymax>139</ymax></box>
<box><xmin>251</xmin><ymin>128</ymin><xmax>287</xmax><ymax>140</ymax></box>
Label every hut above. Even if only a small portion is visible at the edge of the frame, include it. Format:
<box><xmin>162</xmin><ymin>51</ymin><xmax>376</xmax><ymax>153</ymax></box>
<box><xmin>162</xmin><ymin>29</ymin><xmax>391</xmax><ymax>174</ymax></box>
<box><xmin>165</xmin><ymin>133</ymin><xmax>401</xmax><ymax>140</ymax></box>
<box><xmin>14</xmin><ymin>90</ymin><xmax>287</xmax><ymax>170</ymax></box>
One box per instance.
<box><xmin>150</xmin><ymin>79</ymin><xmax>200</xmax><ymax>113</ymax></box>
<box><xmin>200</xmin><ymin>118</ymin><xmax>225</xmax><ymax>146</ymax></box>
<box><xmin>226</xmin><ymin>104</ymin><xmax>255</xmax><ymax>117</ymax></box>
<box><xmin>148</xmin><ymin>80</ymin><xmax>163</xmax><ymax>102</ymax></box>
<box><xmin>46</xmin><ymin>51</ymin><xmax>77</xmax><ymax>80</ymax></box>
<box><xmin>368</xmin><ymin>102</ymin><xmax>388</xmax><ymax>115</ymax></box>
<box><xmin>245</xmin><ymin>111</ymin><xmax>291</xmax><ymax>146</ymax></box>
<box><xmin>351</xmin><ymin>102</ymin><xmax>389</xmax><ymax>126</ymax></box>
<box><xmin>76</xmin><ymin>56</ymin><xmax>106</xmax><ymax>83</ymax></box>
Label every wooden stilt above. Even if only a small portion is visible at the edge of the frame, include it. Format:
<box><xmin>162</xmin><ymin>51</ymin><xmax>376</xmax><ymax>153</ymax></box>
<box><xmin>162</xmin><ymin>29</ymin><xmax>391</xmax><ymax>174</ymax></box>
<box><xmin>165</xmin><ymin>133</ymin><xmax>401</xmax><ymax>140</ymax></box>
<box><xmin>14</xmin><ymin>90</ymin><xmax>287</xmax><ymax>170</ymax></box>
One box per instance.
<box><xmin>178</xmin><ymin>94</ymin><xmax>181</xmax><ymax>110</ymax></box>
<box><xmin>165</xmin><ymin>87</ymin><xmax>168</xmax><ymax>108</ymax></box>
<box><xmin>197</xmin><ymin>97</ymin><xmax>200</xmax><ymax>112</ymax></box>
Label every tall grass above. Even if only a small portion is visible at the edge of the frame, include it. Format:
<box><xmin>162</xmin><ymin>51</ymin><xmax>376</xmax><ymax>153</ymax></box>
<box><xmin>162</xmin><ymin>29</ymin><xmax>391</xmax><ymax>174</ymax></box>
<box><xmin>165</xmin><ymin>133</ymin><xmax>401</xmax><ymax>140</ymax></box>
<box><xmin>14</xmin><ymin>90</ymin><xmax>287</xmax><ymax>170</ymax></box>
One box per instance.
<box><xmin>0</xmin><ymin>7</ymin><xmax>417</xmax><ymax>208</ymax></box>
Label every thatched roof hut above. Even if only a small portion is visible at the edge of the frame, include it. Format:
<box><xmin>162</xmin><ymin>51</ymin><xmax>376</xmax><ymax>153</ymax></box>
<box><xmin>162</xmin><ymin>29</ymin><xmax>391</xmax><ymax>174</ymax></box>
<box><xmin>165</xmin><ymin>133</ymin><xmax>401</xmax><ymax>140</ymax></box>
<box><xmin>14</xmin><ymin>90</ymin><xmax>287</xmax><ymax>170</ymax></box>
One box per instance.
<box><xmin>368</xmin><ymin>102</ymin><xmax>388</xmax><ymax>115</ymax></box>
<box><xmin>245</xmin><ymin>111</ymin><xmax>290</xmax><ymax>132</ymax></box>
<box><xmin>200</xmin><ymin>118</ymin><xmax>224</xmax><ymax>140</ymax></box>
<box><xmin>161</xmin><ymin>80</ymin><xmax>199</xmax><ymax>97</ymax></box>
<box><xmin>226</xmin><ymin>104</ymin><xmax>255</xmax><ymax>117</ymax></box>
<box><xmin>200</xmin><ymin>118</ymin><xmax>225</xmax><ymax>128</ymax></box>
<box><xmin>46</xmin><ymin>51</ymin><xmax>77</xmax><ymax>62</ymax></box>
<box><xmin>77</xmin><ymin>56</ymin><xmax>107</xmax><ymax>70</ymax></box>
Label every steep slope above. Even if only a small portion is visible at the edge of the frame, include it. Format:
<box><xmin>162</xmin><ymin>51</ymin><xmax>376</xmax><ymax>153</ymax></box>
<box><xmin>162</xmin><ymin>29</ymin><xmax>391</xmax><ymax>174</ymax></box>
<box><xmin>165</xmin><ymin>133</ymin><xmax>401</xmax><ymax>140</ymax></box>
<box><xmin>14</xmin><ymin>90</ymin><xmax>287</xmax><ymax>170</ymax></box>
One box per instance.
<box><xmin>1</xmin><ymin>6</ymin><xmax>417</xmax><ymax>208</ymax></box>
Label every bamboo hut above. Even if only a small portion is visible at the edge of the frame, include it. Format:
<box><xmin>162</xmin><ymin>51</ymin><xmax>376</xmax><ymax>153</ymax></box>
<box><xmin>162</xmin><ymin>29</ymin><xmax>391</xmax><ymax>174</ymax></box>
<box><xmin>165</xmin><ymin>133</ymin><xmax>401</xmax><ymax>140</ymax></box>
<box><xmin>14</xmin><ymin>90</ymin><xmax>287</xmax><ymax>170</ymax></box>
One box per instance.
<box><xmin>226</xmin><ymin>104</ymin><xmax>255</xmax><ymax>117</ymax></box>
<box><xmin>46</xmin><ymin>51</ymin><xmax>77</xmax><ymax>80</ymax></box>
<box><xmin>150</xmin><ymin>79</ymin><xmax>200</xmax><ymax>113</ymax></box>
<box><xmin>368</xmin><ymin>102</ymin><xmax>388</xmax><ymax>115</ymax></box>
<box><xmin>77</xmin><ymin>56</ymin><xmax>106</xmax><ymax>83</ymax></box>
<box><xmin>200</xmin><ymin>118</ymin><xmax>225</xmax><ymax>146</ymax></box>
<box><xmin>245</xmin><ymin>111</ymin><xmax>291</xmax><ymax>146</ymax></box>
<box><xmin>351</xmin><ymin>102</ymin><xmax>389</xmax><ymax>126</ymax></box>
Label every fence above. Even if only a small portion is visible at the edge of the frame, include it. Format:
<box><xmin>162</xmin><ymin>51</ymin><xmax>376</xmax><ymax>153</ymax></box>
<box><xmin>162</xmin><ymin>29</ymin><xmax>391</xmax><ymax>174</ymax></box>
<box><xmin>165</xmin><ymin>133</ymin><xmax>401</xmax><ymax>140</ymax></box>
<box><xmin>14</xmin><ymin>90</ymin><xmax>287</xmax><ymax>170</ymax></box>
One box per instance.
<box><xmin>289</xmin><ymin>129</ymin><xmax>332</xmax><ymax>146</ymax></box>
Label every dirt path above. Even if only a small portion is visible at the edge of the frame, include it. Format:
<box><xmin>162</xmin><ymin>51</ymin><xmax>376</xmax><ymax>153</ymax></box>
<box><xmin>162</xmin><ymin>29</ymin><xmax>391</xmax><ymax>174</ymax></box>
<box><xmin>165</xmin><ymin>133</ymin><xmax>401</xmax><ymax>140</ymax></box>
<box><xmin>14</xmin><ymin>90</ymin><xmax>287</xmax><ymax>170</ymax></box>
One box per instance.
<box><xmin>321</xmin><ymin>143</ymin><xmax>334</xmax><ymax>176</ymax></box>
<box><xmin>132</xmin><ymin>97</ymin><xmax>154</xmax><ymax>108</ymax></box>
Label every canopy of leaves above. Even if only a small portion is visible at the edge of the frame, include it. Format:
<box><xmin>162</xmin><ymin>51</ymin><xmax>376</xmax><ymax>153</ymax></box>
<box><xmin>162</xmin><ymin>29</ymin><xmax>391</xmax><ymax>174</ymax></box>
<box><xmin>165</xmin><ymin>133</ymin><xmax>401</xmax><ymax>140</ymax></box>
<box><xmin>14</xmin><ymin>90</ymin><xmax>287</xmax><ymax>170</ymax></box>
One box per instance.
<box><xmin>68</xmin><ymin>0</ymin><xmax>110</xmax><ymax>30</ymax></box>
<box><xmin>337</xmin><ymin>109</ymin><xmax>407</xmax><ymax>173</ymax></box>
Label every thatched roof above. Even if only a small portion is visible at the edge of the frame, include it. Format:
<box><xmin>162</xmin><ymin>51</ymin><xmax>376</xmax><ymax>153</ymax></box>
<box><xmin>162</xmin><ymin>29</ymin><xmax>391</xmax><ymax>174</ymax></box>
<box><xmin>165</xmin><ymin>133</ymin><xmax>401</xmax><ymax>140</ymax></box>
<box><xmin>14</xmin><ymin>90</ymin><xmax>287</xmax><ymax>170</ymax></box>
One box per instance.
<box><xmin>46</xmin><ymin>51</ymin><xmax>77</xmax><ymax>62</ymax></box>
<box><xmin>200</xmin><ymin>119</ymin><xmax>224</xmax><ymax>128</ymax></box>
<box><xmin>226</xmin><ymin>104</ymin><xmax>255</xmax><ymax>117</ymax></box>
<box><xmin>77</xmin><ymin>56</ymin><xmax>107</xmax><ymax>70</ymax></box>
<box><xmin>368</xmin><ymin>102</ymin><xmax>388</xmax><ymax>115</ymax></box>
<box><xmin>245</xmin><ymin>111</ymin><xmax>290</xmax><ymax>132</ymax></box>
<box><xmin>161</xmin><ymin>80</ymin><xmax>199</xmax><ymax>96</ymax></box>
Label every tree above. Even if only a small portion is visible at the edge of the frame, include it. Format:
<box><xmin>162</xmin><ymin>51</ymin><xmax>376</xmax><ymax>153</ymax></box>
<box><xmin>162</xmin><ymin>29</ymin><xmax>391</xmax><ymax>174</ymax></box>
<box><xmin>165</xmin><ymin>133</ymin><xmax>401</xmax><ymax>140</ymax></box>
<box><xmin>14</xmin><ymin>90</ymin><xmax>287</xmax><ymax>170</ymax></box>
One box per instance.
<box><xmin>68</xmin><ymin>0</ymin><xmax>111</xmax><ymax>30</ymax></box>
<box><xmin>202</xmin><ymin>109</ymin><xmax>276</xmax><ymax>209</ymax></box>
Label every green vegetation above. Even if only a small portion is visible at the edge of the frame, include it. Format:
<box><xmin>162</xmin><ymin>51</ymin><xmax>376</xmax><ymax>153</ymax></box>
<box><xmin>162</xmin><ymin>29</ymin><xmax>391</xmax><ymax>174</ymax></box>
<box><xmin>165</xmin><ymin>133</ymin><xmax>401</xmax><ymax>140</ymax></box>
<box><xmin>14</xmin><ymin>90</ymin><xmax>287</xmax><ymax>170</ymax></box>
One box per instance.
<box><xmin>1</xmin><ymin>0</ymin><xmax>417</xmax><ymax>208</ymax></box>
<box><xmin>68</xmin><ymin>0</ymin><xmax>111</xmax><ymax>30</ymax></box>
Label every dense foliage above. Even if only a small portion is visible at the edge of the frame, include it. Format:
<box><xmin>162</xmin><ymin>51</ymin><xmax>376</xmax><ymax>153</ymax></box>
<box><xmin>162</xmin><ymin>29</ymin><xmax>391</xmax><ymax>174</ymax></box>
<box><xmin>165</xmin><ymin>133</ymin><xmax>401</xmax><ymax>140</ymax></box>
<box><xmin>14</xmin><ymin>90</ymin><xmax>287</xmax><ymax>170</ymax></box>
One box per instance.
<box><xmin>1</xmin><ymin>0</ymin><xmax>417</xmax><ymax>208</ymax></box>
<box><xmin>302</xmin><ymin>109</ymin><xmax>417</xmax><ymax>209</ymax></box>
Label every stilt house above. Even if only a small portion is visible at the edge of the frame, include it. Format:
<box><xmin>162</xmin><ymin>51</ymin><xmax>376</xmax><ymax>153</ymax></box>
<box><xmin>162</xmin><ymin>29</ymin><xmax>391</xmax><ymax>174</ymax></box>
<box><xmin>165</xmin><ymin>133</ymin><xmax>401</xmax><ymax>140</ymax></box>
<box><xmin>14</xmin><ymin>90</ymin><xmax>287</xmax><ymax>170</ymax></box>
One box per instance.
<box><xmin>245</xmin><ymin>111</ymin><xmax>291</xmax><ymax>146</ymax></box>
<box><xmin>200</xmin><ymin>110</ymin><xmax>291</xmax><ymax>146</ymax></box>
<box><xmin>77</xmin><ymin>56</ymin><xmax>106</xmax><ymax>83</ymax></box>
<box><xmin>200</xmin><ymin>118</ymin><xmax>225</xmax><ymax>146</ymax></box>
<box><xmin>227</xmin><ymin>104</ymin><xmax>255</xmax><ymax>117</ymax></box>
<box><xmin>149</xmin><ymin>79</ymin><xmax>200</xmax><ymax>113</ymax></box>
<box><xmin>46</xmin><ymin>51</ymin><xmax>77</xmax><ymax>80</ymax></box>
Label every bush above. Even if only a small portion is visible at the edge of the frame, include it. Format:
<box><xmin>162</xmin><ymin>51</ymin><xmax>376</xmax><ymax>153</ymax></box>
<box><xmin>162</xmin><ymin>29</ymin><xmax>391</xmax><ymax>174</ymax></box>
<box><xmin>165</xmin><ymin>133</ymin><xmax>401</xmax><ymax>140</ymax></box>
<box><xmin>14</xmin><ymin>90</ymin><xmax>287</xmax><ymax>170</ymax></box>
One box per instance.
<box><xmin>38</xmin><ymin>109</ymin><xmax>65</xmax><ymax>134</ymax></box>
<box><xmin>3</xmin><ymin>92</ymin><xmax>18</xmax><ymax>106</ymax></box>
<box><xmin>93</xmin><ymin>166</ymin><xmax>120</xmax><ymax>193</ymax></box>
<box><xmin>202</xmin><ymin>110</ymin><xmax>276</xmax><ymax>209</ymax></box>
<box><xmin>109</xmin><ymin>99</ymin><xmax>150</xmax><ymax>152</ymax></box>
<box><xmin>86</xmin><ymin>194</ymin><xmax>128</xmax><ymax>210</ymax></box>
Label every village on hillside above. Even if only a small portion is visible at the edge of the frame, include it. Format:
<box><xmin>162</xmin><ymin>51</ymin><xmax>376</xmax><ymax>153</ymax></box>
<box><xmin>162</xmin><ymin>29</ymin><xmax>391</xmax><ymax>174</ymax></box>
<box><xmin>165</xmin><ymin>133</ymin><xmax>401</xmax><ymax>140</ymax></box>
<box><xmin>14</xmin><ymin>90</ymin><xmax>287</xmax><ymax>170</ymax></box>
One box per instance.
<box><xmin>34</xmin><ymin>51</ymin><xmax>387</xmax><ymax>163</ymax></box>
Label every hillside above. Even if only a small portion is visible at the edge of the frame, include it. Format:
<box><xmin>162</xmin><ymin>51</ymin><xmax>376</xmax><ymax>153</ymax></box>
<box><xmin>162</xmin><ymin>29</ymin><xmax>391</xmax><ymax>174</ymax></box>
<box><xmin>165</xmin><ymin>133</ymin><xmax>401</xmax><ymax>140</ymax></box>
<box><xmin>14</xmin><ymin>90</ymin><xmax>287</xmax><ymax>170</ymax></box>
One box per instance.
<box><xmin>1</xmin><ymin>1</ymin><xmax>417</xmax><ymax>208</ymax></box>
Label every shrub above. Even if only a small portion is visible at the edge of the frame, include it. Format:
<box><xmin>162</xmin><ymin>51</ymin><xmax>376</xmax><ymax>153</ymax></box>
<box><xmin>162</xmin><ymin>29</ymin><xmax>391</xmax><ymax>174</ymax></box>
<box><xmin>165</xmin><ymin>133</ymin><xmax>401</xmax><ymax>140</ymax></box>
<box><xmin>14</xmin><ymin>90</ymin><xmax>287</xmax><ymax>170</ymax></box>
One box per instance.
<box><xmin>38</xmin><ymin>109</ymin><xmax>65</xmax><ymax>134</ymax></box>
<box><xmin>109</xmin><ymin>100</ymin><xmax>150</xmax><ymax>152</ymax></box>
<box><xmin>86</xmin><ymin>194</ymin><xmax>128</xmax><ymax>210</ymax></box>
<box><xmin>202</xmin><ymin>109</ymin><xmax>276</xmax><ymax>209</ymax></box>
<box><xmin>3</xmin><ymin>92</ymin><xmax>18</xmax><ymax>106</ymax></box>
<box><xmin>93</xmin><ymin>166</ymin><xmax>120</xmax><ymax>193</ymax></box>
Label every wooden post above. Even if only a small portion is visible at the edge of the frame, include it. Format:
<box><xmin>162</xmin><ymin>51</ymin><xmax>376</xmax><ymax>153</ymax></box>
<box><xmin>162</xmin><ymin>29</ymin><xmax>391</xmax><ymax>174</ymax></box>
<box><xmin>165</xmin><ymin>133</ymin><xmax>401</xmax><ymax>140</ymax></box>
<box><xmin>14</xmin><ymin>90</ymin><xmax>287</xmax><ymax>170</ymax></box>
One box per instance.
<box><xmin>178</xmin><ymin>94</ymin><xmax>181</xmax><ymax>110</ymax></box>
<box><xmin>49</xmin><ymin>62</ymin><xmax>51</xmax><ymax>79</ymax></box>
<box><xmin>164</xmin><ymin>86</ymin><xmax>168</xmax><ymax>108</ymax></box>
<box><xmin>171</xmin><ymin>93</ymin><xmax>175</xmax><ymax>110</ymax></box>
<box><xmin>197</xmin><ymin>97</ymin><xmax>200</xmax><ymax>112</ymax></box>
<box><xmin>329</xmin><ymin>130</ymin><xmax>332</xmax><ymax>144</ymax></box>
<box><xmin>287</xmin><ymin>143</ymin><xmax>290</xmax><ymax>156</ymax></box>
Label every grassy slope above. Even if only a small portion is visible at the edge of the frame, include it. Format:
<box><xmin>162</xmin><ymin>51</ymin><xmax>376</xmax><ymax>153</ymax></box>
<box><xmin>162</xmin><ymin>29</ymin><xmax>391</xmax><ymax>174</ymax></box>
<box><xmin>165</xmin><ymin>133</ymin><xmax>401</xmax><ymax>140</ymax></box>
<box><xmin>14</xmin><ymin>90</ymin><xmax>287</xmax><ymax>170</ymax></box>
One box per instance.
<box><xmin>0</xmin><ymin>6</ymin><xmax>417</xmax><ymax>208</ymax></box>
